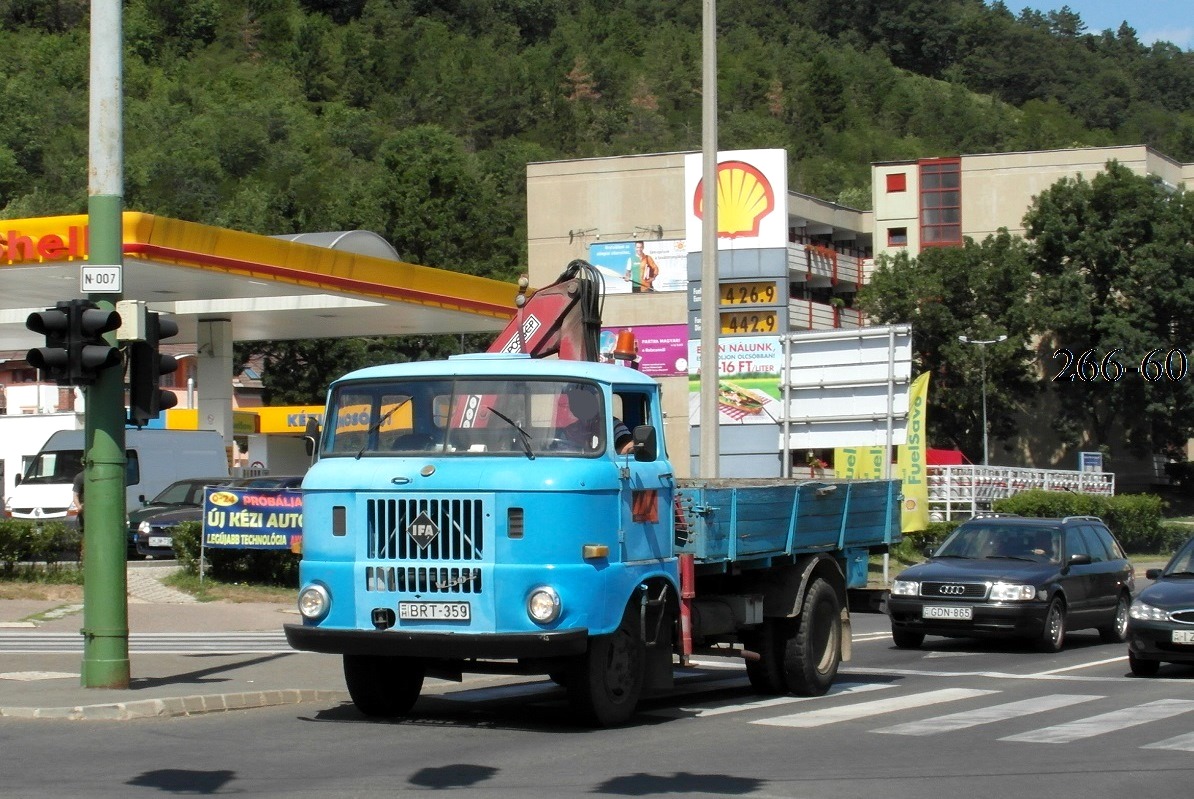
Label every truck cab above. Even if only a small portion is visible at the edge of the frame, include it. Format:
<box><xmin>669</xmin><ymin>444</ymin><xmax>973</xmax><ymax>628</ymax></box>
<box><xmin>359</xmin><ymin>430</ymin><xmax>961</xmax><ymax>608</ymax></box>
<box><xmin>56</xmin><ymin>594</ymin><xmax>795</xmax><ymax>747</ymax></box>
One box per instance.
<box><xmin>288</xmin><ymin>354</ymin><xmax>680</xmax><ymax>725</ymax></box>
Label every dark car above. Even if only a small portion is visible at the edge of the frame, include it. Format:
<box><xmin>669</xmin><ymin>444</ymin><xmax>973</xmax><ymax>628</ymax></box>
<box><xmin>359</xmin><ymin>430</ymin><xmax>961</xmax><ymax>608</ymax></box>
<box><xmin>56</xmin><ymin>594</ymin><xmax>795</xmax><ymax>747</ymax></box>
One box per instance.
<box><xmin>886</xmin><ymin>514</ymin><xmax>1133</xmax><ymax>652</ymax></box>
<box><xmin>129</xmin><ymin>475</ymin><xmax>303</xmax><ymax>558</ymax></box>
<box><xmin>128</xmin><ymin>476</ymin><xmax>237</xmax><ymax>558</ymax></box>
<box><xmin>233</xmin><ymin>475</ymin><xmax>304</xmax><ymax>489</ymax></box>
<box><xmin>1127</xmin><ymin>535</ymin><xmax>1194</xmax><ymax>676</ymax></box>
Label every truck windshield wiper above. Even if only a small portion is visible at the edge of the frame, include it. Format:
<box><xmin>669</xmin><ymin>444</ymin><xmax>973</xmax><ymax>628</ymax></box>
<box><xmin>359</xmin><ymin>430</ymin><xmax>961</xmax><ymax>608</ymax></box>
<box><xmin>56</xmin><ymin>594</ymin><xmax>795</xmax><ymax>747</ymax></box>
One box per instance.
<box><xmin>487</xmin><ymin>407</ymin><xmax>535</xmax><ymax>459</ymax></box>
<box><xmin>356</xmin><ymin>399</ymin><xmax>411</xmax><ymax>459</ymax></box>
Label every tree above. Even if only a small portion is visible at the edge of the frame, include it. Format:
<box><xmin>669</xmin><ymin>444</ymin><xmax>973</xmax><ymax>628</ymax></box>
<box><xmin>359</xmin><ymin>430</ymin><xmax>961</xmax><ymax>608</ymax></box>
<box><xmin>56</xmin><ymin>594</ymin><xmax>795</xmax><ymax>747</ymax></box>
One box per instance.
<box><xmin>1023</xmin><ymin>161</ymin><xmax>1194</xmax><ymax>457</ymax></box>
<box><xmin>235</xmin><ymin>333</ymin><xmax>494</xmax><ymax>405</ymax></box>
<box><xmin>858</xmin><ymin>233</ymin><xmax>1037</xmax><ymax>461</ymax></box>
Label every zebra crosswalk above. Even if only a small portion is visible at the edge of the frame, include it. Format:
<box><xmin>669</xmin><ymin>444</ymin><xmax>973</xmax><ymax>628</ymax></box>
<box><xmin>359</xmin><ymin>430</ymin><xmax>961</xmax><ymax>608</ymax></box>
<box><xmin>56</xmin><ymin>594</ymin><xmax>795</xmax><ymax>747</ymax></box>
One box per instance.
<box><xmin>638</xmin><ymin>680</ymin><xmax>1194</xmax><ymax>751</ymax></box>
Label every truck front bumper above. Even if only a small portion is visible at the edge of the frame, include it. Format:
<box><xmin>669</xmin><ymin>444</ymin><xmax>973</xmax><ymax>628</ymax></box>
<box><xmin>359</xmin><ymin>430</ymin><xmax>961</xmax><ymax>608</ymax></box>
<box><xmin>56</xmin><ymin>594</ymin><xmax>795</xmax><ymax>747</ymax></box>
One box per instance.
<box><xmin>284</xmin><ymin>623</ymin><xmax>589</xmax><ymax>660</ymax></box>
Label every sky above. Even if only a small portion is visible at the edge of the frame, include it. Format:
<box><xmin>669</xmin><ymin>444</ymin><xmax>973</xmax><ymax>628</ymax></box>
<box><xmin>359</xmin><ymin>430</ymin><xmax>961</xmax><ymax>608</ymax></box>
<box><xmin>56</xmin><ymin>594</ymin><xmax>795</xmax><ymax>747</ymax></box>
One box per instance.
<box><xmin>1006</xmin><ymin>1</ymin><xmax>1193</xmax><ymax>50</ymax></box>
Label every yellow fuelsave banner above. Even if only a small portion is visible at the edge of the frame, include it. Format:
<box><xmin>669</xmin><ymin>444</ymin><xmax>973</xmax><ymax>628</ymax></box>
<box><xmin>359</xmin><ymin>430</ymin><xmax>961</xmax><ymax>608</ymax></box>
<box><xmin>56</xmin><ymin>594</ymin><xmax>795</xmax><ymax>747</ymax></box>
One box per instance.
<box><xmin>898</xmin><ymin>372</ymin><xmax>930</xmax><ymax>533</ymax></box>
<box><xmin>833</xmin><ymin>446</ymin><xmax>887</xmax><ymax>479</ymax></box>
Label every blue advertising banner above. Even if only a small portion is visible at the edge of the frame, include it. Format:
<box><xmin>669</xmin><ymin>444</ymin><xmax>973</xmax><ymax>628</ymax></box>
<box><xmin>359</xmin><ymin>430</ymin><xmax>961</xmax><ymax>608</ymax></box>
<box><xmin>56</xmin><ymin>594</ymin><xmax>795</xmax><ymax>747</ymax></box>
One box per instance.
<box><xmin>203</xmin><ymin>486</ymin><xmax>303</xmax><ymax>551</ymax></box>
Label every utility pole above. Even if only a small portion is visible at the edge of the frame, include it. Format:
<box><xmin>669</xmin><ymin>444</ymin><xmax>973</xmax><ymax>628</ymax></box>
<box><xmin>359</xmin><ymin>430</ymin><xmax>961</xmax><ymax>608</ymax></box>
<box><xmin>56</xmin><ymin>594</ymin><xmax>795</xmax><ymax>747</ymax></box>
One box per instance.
<box><xmin>958</xmin><ymin>334</ymin><xmax>1007</xmax><ymax>467</ymax></box>
<box><xmin>81</xmin><ymin>0</ymin><xmax>129</xmax><ymax>689</ymax></box>
<box><xmin>698</xmin><ymin>0</ymin><xmax>720</xmax><ymax>478</ymax></box>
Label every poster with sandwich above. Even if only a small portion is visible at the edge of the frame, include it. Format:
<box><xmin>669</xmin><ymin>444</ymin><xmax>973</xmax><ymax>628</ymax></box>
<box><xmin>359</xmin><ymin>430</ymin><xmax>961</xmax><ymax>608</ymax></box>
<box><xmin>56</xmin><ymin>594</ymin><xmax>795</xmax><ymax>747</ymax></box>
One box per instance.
<box><xmin>686</xmin><ymin>335</ymin><xmax>782</xmax><ymax>424</ymax></box>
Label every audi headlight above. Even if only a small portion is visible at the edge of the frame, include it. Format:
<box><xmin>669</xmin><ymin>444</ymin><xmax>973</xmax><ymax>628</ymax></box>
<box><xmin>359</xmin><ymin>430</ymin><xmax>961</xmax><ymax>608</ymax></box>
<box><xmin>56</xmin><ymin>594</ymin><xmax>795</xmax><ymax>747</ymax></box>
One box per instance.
<box><xmin>891</xmin><ymin>579</ymin><xmax>920</xmax><ymax>596</ymax></box>
<box><xmin>298</xmin><ymin>584</ymin><xmax>331</xmax><ymax>621</ymax></box>
<box><xmin>1129</xmin><ymin>599</ymin><xmax>1168</xmax><ymax>622</ymax></box>
<box><xmin>527</xmin><ymin>586</ymin><xmax>561</xmax><ymax>624</ymax></box>
<box><xmin>989</xmin><ymin>583</ymin><xmax>1036</xmax><ymax>601</ymax></box>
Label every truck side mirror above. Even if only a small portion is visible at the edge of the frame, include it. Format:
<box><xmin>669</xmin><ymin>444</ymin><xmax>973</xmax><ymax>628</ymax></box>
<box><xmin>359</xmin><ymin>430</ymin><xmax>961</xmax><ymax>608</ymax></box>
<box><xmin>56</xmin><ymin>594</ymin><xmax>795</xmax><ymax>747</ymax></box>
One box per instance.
<box><xmin>303</xmin><ymin>417</ymin><xmax>322</xmax><ymax>458</ymax></box>
<box><xmin>631</xmin><ymin>425</ymin><xmax>657</xmax><ymax>461</ymax></box>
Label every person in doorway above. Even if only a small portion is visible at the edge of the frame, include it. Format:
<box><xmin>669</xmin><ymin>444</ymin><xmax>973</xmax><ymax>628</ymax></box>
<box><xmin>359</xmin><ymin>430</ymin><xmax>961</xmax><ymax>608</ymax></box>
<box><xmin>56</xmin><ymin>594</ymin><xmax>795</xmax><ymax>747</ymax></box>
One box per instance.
<box><xmin>72</xmin><ymin>468</ymin><xmax>85</xmax><ymax>561</ymax></box>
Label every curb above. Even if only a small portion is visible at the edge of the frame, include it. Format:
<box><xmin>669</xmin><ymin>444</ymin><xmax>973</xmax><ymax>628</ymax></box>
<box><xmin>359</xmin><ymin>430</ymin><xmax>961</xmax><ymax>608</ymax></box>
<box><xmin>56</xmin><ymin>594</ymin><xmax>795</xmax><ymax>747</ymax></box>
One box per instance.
<box><xmin>0</xmin><ymin>689</ymin><xmax>350</xmax><ymax>721</ymax></box>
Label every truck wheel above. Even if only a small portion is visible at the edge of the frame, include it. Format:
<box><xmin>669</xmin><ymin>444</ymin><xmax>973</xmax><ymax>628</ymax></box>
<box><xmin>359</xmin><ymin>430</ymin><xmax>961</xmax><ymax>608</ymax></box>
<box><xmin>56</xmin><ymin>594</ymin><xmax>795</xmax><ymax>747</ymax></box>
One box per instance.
<box><xmin>782</xmin><ymin>578</ymin><xmax>841</xmax><ymax>696</ymax></box>
<box><xmin>567</xmin><ymin>603</ymin><xmax>645</xmax><ymax>727</ymax></box>
<box><xmin>343</xmin><ymin>654</ymin><xmax>425</xmax><ymax>718</ymax></box>
<box><xmin>743</xmin><ymin>619</ymin><xmax>786</xmax><ymax>695</ymax></box>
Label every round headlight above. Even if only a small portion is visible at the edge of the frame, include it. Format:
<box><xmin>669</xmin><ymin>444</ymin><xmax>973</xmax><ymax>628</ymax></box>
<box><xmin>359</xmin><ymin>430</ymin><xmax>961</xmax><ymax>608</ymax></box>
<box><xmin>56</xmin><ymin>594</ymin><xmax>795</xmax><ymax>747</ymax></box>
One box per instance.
<box><xmin>298</xmin><ymin>584</ymin><xmax>331</xmax><ymax>621</ymax></box>
<box><xmin>138</xmin><ymin>520</ymin><xmax>152</xmax><ymax>534</ymax></box>
<box><xmin>527</xmin><ymin>586</ymin><xmax>561</xmax><ymax>624</ymax></box>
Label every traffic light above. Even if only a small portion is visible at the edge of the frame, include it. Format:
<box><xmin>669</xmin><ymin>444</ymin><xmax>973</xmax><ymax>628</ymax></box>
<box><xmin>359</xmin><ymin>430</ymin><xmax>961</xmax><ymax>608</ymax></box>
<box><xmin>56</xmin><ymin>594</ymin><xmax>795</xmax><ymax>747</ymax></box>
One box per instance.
<box><xmin>128</xmin><ymin>311</ymin><xmax>180</xmax><ymax>427</ymax></box>
<box><xmin>25</xmin><ymin>302</ymin><xmax>73</xmax><ymax>383</ymax></box>
<box><xmin>25</xmin><ymin>299</ymin><xmax>122</xmax><ymax>385</ymax></box>
<box><xmin>75</xmin><ymin>300</ymin><xmax>123</xmax><ymax>382</ymax></box>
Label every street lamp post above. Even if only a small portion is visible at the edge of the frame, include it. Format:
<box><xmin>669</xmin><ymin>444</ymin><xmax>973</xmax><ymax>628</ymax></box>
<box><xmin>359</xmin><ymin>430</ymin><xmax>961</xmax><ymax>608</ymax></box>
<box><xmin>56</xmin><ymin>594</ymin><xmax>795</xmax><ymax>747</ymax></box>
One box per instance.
<box><xmin>958</xmin><ymin>334</ymin><xmax>1007</xmax><ymax>466</ymax></box>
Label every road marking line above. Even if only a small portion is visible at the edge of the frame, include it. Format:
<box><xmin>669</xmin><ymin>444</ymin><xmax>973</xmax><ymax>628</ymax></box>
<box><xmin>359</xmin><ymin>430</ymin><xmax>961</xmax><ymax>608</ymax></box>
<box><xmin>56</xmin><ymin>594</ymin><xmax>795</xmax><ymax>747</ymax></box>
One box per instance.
<box><xmin>1030</xmin><ymin>655</ymin><xmax>1127</xmax><ymax>675</ymax></box>
<box><xmin>643</xmin><ymin>681</ymin><xmax>891</xmax><ymax>720</ymax></box>
<box><xmin>751</xmin><ymin>687</ymin><xmax>997</xmax><ymax>728</ymax></box>
<box><xmin>872</xmin><ymin>694</ymin><xmax>1103</xmax><ymax>736</ymax></box>
<box><xmin>1000</xmin><ymin>698</ymin><xmax>1194</xmax><ymax>743</ymax></box>
<box><xmin>1142</xmin><ymin>732</ymin><xmax>1194</xmax><ymax>752</ymax></box>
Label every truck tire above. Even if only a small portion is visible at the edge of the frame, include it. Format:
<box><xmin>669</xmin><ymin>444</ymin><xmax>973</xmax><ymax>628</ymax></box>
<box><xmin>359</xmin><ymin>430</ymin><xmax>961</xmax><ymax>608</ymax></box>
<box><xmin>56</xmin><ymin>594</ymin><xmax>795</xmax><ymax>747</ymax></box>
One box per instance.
<box><xmin>782</xmin><ymin>578</ymin><xmax>841</xmax><ymax>696</ymax></box>
<box><xmin>567</xmin><ymin>603</ymin><xmax>645</xmax><ymax>727</ymax></box>
<box><xmin>743</xmin><ymin>619</ymin><xmax>786</xmax><ymax>695</ymax></box>
<box><xmin>343</xmin><ymin>654</ymin><xmax>425</xmax><ymax>718</ymax></box>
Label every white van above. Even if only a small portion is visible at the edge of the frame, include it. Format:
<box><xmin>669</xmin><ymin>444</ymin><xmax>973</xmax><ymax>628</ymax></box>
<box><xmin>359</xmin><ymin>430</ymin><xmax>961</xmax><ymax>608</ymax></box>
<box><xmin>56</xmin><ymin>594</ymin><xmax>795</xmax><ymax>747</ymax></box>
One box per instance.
<box><xmin>4</xmin><ymin>429</ymin><xmax>229</xmax><ymax>527</ymax></box>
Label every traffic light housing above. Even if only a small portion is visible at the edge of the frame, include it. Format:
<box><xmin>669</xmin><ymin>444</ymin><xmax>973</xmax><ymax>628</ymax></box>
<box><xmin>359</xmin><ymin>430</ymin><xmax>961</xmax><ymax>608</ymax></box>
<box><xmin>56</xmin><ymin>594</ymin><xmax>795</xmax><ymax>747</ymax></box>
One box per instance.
<box><xmin>26</xmin><ymin>299</ymin><xmax>122</xmax><ymax>385</ymax></box>
<box><xmin>25</xmin><ymin>303</ymin><xmax>73</xmax><ymax>383</ymax></box>
<box><xmin>128</xmin><ymin>311</ymin><xmax>179</xmax><ymax>427</ymax></box>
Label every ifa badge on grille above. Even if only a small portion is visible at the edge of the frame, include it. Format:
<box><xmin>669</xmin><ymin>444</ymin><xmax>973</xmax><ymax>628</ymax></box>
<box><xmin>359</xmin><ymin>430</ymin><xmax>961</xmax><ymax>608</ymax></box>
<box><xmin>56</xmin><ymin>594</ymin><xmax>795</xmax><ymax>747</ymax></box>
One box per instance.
<box><xmin>407</xmin><ymin>511</ymin><xmax>439</xmax><ymax>548</ymax></box>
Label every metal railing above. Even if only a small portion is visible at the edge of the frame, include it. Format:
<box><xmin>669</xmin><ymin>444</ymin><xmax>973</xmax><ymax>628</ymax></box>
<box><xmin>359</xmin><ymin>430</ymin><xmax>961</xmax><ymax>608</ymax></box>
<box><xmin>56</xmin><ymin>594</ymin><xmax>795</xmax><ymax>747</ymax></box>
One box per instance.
<box><xmin>927</xmin><ymin>464</ymin><xmax>1115</xmax><ymax>522</ymax></box>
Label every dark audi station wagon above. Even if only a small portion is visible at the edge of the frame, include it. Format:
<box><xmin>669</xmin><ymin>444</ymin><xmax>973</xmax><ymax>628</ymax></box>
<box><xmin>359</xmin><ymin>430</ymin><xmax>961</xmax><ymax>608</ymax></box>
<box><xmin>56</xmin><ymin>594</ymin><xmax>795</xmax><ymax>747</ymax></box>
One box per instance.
<box><xmin>886</xmin><ymin>515</ymin><xmax>1133</xmax><ymax>652</ymax></box>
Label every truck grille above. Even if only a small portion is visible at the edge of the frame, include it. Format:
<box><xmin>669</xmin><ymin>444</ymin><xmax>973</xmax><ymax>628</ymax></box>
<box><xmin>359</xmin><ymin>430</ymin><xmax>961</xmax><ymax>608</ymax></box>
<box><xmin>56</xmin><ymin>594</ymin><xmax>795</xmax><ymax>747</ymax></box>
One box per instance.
<box><xmin>365</xmin><ymin>565</ymin><xmax>483</xmax><ymax>594</ymax></box>
<box><xmin>365</xmin><ymin>498</ymin><xmax>484</xmax><ymax>561</ymax></box>
<box><xmin>921</xmin><ymin>582</ymin><xmax>988</xmax><ymax>599</ymax></box>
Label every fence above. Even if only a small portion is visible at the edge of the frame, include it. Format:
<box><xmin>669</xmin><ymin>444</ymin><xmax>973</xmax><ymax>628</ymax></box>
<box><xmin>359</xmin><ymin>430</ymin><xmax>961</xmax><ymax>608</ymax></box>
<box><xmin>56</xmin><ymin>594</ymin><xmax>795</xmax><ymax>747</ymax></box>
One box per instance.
<box><xmin>928</xmin><ymin>464</ymin><xmax>1115</xmax><ymax>521</ymax></box>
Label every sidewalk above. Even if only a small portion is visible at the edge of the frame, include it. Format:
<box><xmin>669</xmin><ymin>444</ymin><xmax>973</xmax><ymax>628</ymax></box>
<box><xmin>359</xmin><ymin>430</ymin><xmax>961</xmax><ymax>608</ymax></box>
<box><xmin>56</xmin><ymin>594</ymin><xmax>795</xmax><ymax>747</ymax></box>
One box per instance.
<box><xmin>0</xmin><ymin>564</ymin><xmax>350</xmax><ymax>720</ymax></box>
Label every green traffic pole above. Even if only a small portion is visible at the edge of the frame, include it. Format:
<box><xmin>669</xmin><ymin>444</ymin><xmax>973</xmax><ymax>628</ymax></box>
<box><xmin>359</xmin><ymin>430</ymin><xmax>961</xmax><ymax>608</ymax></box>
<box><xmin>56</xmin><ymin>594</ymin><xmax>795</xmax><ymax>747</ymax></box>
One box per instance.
<box><xmin>81</xmin><ymin>0</ymin><xmax>129</xmax><ymax>689</ymax></box>
<box><xmin>80</xmin><ymin>197</ymin><xmax>129</xmax><ymax>690</ymax></box>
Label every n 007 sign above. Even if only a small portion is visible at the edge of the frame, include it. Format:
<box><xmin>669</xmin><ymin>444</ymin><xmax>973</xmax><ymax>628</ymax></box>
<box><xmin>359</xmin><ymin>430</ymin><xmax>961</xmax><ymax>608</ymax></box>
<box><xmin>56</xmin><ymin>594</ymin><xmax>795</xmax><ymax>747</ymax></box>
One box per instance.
<box><xmin>81</xmin><ymin>265</ymin><xmax>123</xmax><ymax>293</ymax></box>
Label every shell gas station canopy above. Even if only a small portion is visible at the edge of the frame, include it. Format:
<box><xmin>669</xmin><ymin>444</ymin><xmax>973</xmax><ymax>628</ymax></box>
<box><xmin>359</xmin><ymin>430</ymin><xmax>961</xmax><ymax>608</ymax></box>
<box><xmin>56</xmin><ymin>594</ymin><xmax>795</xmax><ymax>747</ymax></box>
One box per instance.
<box><xmin>0</xmin><ymin>212</ymin><xmax>518</xmax><ymax>351</ymax></box>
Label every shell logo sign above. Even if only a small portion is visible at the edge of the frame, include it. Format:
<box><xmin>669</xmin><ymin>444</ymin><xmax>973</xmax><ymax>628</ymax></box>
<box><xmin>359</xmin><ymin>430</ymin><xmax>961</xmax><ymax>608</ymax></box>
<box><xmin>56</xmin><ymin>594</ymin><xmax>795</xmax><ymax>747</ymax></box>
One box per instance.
<box><xmin>684</xmin><ymin>149</ymin><xmax>788</xmax><ymax>253</ymax></box>
<box><xmin>692</xmin><ymin>161</ymin><xmax>776</xmax><ymax>239</ymax></box>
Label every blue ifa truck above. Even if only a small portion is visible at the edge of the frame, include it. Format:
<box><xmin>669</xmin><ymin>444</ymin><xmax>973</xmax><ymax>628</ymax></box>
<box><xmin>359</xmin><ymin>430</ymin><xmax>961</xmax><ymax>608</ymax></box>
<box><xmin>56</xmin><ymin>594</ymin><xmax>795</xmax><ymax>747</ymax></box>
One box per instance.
<box><xmin>284</xmin><ymin>352</ymin><xmax>901</xmax><ymax>726</ymax></box>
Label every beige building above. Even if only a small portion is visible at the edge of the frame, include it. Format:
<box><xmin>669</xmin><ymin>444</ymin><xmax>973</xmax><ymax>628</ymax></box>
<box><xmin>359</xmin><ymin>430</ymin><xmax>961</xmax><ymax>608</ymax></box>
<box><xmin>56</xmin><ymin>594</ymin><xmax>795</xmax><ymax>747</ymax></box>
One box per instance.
<box><xmin>526</xmin><ymin>145</ymin><xmax>1192</xmax><ymax>480</ymax></box>
<box><xmin>872</xmin><ymin>145</ymin><xmax>1193</xmax><ymax>259</ymax></box>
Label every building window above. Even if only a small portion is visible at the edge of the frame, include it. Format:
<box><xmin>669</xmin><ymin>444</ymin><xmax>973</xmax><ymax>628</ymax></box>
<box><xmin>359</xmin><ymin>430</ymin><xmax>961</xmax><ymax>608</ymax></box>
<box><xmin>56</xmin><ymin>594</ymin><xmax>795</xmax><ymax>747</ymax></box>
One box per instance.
<box><xmin>886</xmin><ymin>173</ymin><xmax>907</xmax><ymax>193</ymax></box>
<box><xmin>887</xmin><ymin>227</ymin><xmax>908</xmax><ymax>247</ymax></box>
<box><xmin>919</xmin><ymin>158</ymin><xmax>961</xmax><ymax>246</ymax></box>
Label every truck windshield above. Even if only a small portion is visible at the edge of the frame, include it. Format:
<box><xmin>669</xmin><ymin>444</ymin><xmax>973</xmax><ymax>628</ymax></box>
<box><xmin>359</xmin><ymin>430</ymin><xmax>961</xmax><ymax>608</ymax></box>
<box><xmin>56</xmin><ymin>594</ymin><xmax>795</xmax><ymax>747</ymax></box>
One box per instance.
<box><xmin>322</xmin><ymin>378</ymin><xmax>610</xmax><ymax>458</ymax></box>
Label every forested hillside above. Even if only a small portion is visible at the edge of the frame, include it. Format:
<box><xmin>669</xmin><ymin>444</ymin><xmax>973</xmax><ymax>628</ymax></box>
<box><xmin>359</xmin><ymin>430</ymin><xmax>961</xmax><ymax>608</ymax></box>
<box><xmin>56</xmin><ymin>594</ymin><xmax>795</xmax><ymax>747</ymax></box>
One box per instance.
<box><xmin>1</xmin><ymin>0</ymin><xmax>1191</xmax><ymax>281</ymax></box>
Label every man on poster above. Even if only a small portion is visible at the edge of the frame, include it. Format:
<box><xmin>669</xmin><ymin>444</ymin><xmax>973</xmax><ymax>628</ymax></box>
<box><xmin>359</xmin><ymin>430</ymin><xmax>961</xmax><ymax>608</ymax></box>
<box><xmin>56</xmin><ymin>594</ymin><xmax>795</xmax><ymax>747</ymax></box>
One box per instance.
<box><xmin>625</xmin><ymin>240</ymin><xmax>659</xmax><ymax>292</ymax></box>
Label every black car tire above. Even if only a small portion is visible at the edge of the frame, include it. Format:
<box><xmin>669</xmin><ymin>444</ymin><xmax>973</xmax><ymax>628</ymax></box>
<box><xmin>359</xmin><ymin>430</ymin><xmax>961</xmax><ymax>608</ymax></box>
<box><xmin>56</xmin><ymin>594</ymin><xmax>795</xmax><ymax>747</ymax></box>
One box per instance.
<box><xmin>343</xmin><ymin>654</ymin><xmax>425</xmax><ymax>718</ymax></box>
<box><xmin>891</xmin><ymin>627</ymin><xmax>925</xmax><ymax>649</ymax></box>
<box><xmin>1035</xmin><ymin>597</ymin><xmax>1067</xmax><ymax>653</ymax></box>
<box><xmin>1098</xmin><ymin>593</ymin><xmax>1130</xmax><ymax>644</ymax></box>
<box><xmin>1128</xmin><ymin>651</ymin><xmax>1161</xmax><ymax>677</ymax></box>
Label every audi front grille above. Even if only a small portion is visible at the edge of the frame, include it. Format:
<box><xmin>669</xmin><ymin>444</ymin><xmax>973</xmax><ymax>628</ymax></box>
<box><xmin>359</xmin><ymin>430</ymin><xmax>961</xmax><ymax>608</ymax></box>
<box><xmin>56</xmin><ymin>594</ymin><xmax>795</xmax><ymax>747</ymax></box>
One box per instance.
<box><xmin>921</xmin><ymin>582</ymin><xmax>989</xmax><ymax>599</ymax></box>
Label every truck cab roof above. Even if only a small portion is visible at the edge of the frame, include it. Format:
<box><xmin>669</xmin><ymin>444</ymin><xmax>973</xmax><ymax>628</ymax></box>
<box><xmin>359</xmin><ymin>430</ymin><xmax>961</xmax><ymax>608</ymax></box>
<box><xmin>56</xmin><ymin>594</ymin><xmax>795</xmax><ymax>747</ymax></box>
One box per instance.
<box><xmin>333</xmin><ymin>354</ymin><xmax>659</xmax><ymax>389</ymax></box>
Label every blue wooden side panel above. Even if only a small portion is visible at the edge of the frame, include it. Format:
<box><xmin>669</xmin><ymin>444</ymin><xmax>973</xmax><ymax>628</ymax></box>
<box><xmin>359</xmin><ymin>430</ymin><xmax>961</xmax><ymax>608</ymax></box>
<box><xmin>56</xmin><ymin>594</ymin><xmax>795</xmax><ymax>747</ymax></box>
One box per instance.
<box><xmin>676</xmin><ymin>479</ymin><xmax>899</xmax><ymax>565</ymax></box>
